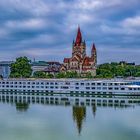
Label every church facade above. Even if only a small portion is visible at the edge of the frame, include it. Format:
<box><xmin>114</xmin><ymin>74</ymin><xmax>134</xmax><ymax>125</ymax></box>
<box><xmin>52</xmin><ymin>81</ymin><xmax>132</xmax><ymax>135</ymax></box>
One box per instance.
<box><xmin>61</xmin><ymin>27</ymin><xmax>97</xmax><ymax>76</ymax></box>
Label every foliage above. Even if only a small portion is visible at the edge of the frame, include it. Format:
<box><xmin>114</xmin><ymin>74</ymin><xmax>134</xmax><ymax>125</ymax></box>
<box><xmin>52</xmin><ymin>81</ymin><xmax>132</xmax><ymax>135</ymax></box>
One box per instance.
<box><xmin>65</xmin><ymin>71</ymin><xmax>79</xmax><ymax>78</ymax></box>
<box><xmin>33</xmin><ymin>71</ymin><xmax>47</xmax><ymax>78</ymax></box>
<box><xmin>33</xmin><ymin>71</ymin><xmax>54</xmax><ymax>78</ymax></box>
<box><xmin>10</xmin><ymin>56</ymin><xmax>140</xmax><ymax>79</ymax></box>
<box><xmin>0</xmin><ymin>75</ymin><xmax>3</xmax><ymax>79</ymax></box>
<box><xmin>46</xmin><ymin>73</ymin><xmax>54</xmax><ymax>78</ymax></box>
<box><xmin>10</xmin><ymin>56</ymin><xmax>32</xmax><ymax>78</ymax></box>
<box><xmin>55</xmin><ymin>72</ymin><xmax>66</xmax><ymax>78</ymax></box>
<box><xmin>85</xmin><ymin>72</ymin><xmax>93</xmax><ymax>79</ymax></box>
<box><xmin>56</xmin><ymin>71</ymin><xmax>79</xmax><ymax>78</ymax></box>
<box><xmin>96</xmin><ymin>62</ymin><xmax>140</xmax><ymax>78</ymax></box>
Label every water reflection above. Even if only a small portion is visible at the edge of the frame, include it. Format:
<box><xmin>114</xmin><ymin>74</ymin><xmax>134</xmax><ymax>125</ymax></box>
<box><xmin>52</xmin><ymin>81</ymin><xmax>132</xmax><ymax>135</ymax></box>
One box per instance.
<box><xmin>92</xmin><ymin>104</ymin><xmax>97</xmax><ymax>118</ymax></box>
<box><xmin>16</xmin><ymin>102</ymin><xmax>29</xmax><ymax>112</ymax></box>
<box><xmin>0</xmin><ymin>91</ymin><xmax>140</xmax><ymax>135</ymax></box>
<box><xmin>73</xmin><ymin>106</ymin><xmax>86</xmax><ymax>134</ymax></box>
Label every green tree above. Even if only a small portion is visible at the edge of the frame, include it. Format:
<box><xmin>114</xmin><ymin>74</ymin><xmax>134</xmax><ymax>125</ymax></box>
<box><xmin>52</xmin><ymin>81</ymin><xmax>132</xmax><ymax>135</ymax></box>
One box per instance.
<box><xmin>135</xmin><ymin>71</ymin><xmax>140</xmax><ymax>77</ymax></box>
<box><xmin>65</xmin><ymin>71</ymin><xmax>79</xmax><ymax>78</ymax></box>
<box><xmin>96</xmin><ymin>68</ymin><xmax>113</xmax><ymax>78</ymax></box>
<box><xmin>115</xmin><ymin>65</ymin><xmax>125</xmax><ymax>77</ymax></box>
<box><xmin>86</xmin><ymin>72</ymin><xmax>93</xmax><ymax>79</ymax></box>
<box><xmin>135</xmin><ymin>66</ymin><xmax>140</xmax><ymax>77</ymax></box>
<box><xmin>96</xmin><ymin>62</ymin><xmax>140</xmax><ymax>78</ymax></box>
<box><xmin>56</xmin><ymin>72</ymin><xmax>66</xmax><ymax>78</ymax></box>
<box><xmin>10</xmin><ymin>56</ymin><xmax>32</xmax><ymax>78</ymax></box>
<box><xmin>0</xmin><ymin>75</ymin><xmax>3</xmax><ymax>79</ymax></box>
<box><xmin>46</xmin><ymin>73</ymin><xmax>54</xmax><ymax>78</ymax></box>
<box><xmin>56</xmin><ymin>71</ymin><xmax>79</xmax><ymax>78</ymax></box>
<box><xmin>33</xmin><ymin>71</ymin><xmax>47</xmax><ymax>78</ymax></box>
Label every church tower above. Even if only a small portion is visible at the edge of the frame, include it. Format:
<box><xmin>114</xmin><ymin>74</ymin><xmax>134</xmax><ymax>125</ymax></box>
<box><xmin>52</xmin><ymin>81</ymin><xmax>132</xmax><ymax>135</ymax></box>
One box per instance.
<box><xmin>61</xmin><ymin>26</ymin><xmax>97</xmax><ymax>77</ymax></box>
<box><xmin>72</xmin><ymin>27</ymin><xmax>86</xmax><ymax>59</ymax></box>
<box><xmin>91</xmin><ymin>43</ymin><xmax>97</xmax><ymax>66</ymax></box>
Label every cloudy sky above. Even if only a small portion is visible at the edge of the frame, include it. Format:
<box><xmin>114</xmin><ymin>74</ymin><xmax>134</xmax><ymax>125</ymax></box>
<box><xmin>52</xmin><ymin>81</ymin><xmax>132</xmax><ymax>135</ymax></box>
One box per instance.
<box><xmin>0</xmin><ymin>0</ymin><xmax>140</xmax><ymax>64</ymax></box>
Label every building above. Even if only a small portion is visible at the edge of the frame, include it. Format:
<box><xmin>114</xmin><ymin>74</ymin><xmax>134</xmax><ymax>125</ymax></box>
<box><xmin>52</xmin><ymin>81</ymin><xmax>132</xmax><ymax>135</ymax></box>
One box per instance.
<box><xmin>61</xmin><ymin>27</ymin><xmax>97</xmax><ymax>76</ymax></box>
<box><xmin>0</xmin><ymin>61</ymin><xmax>13</xmax><ymax>78</ymax></box>
<box><xmin>44</xmin><ymin>62</ymin><xmax>61</xmax><ymax>75</ymax></box>
<box><xmin>31</xmin><ymin>61</ymin><xmax>49</xmax><ymax>75</ymax></box>
<box><xmin>31</xmin><ymin>61</ymin><xmax>61</xmax><ymax>75</ymax></box>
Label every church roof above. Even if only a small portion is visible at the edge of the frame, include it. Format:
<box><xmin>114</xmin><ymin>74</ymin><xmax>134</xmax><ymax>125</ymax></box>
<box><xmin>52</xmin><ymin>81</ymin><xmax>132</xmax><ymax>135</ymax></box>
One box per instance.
<box><xmin>75</xmin><ymin>26</ymin><xmax>82</xmax><ymax>46</ymax></box>
<box><xmin>92</xmin><ymin>43</ymin><xmax>96</xmax><ymax>52</ymax></box>
<box><xmin>71</xmin><ymin>57</ymin><xmax>78</xmax><ymax>62</ymax></box>
<box><xmin>83</xmin><ymin>57</ymin><xmax>92</xmax><ymax>66</ymax></box>
<box><xmin>60</xmin><ymin>64</ymin><xmax>67</xmax><ymax>71</ymax></box>
<box><xmin>64</xmin><ymin>58</ymin><xmax>70</xmax><ymax>63</ymax></box>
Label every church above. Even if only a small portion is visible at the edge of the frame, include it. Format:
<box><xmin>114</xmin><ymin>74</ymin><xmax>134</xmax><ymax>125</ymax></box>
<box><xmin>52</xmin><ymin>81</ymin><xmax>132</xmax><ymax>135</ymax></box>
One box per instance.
<box><xmin>61</xmin><ymin>27</ymin><xmax>97</xmax><ymax>76</ymax></box>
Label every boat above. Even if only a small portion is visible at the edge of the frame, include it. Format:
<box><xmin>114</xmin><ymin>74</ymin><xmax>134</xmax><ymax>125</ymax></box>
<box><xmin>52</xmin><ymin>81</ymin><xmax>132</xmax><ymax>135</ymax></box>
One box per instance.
<box><xmin>0</xmin><ymin>78</ymin><xmax>140</xmax><ymax>95</ymax></box>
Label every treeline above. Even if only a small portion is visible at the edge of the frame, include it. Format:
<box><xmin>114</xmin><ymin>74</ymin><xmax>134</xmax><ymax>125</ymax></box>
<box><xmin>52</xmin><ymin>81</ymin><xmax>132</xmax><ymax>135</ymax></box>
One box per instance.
<box><xmin>96</xmin><ymin>62</ymin><xmax>140</xmax><ymax>78</ymax></box>
<box><xmin>28</xmin><ymin>70</ymin><xmax>93</xmax><ymax>78</ymax></box>
<box><xmin>9</xmin><ymin>57</ymin><xmax>140</xmax><ymax>79</ymax></box>
<box><xmin>9</xmin><ymin>56</ymin><xmax>94</xmax><ymax>79</ymax></box>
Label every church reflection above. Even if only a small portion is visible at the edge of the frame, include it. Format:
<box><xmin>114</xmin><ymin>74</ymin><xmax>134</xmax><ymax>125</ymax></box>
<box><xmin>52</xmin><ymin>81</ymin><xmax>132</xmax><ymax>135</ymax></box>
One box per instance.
<box><xmin>0</xmin><ymin>91</ymin><xmax>140</xmax><ymax>134</ymax></box>
<box><xmin>73</xmin><ymin>106</ymin><xmax>86</xmax><ymax>134</ymax></box>
<box><xmin>92</xmin><ymin>104</ymin><xmax>97</xmax><ymax>118</ymax></box>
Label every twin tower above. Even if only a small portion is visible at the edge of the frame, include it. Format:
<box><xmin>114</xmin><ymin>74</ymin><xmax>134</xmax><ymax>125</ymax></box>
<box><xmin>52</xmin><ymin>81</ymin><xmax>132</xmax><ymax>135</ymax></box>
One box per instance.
<box><xmin>61</xmin><ymin>27</ymin><xmax>97</xmax><ymax>76</ymax></box>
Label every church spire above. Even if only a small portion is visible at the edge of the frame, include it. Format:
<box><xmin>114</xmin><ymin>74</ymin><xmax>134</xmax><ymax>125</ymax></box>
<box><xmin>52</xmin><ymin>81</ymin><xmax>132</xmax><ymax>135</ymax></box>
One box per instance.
<box><xmin>75</xmin><ymin>26</ymin><xmax>82</xmax><ymax>46</ymax></box>
<box><xmin>91</xmin><ymin>43</ymin><xmax>97</xmax><ymax>65</ymax></box>
<box><xmin>91</xmin><ymin>43</ymin><xmax>96</xmax><ymax>52</ymax></box>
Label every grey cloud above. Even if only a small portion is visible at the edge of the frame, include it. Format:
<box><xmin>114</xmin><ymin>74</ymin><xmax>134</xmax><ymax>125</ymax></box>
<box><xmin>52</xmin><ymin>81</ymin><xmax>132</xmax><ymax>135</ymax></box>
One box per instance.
<box><xmin>0</xmin><ymin>0</ymin><xmax>140</xmax><ymax>64</ymax></box>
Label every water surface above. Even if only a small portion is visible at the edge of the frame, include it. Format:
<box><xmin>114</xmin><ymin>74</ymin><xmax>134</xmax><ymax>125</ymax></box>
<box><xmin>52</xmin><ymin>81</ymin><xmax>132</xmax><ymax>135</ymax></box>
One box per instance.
<box><xmin>0</xmin><ymin>95</ymin><xmax>140</xmax><ymax>140</ymax></box>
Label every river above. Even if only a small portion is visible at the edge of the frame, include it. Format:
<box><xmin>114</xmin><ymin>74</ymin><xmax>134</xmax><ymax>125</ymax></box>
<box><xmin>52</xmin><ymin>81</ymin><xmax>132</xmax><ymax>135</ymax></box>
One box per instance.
<box><xmin>0</xmin><ymin>93</ymin><xmax>140</xmax><ymax>140</ymax></box>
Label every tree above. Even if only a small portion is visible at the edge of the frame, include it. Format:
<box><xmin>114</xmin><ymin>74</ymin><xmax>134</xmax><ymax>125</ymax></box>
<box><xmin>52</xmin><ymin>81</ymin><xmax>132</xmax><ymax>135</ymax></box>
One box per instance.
<box><xmin>65</xmin><ymin>71</ymin><xmax>79</xmax><ymax>78</ymax></box>
<box><xmin>46</xmin><ymin>73</ymin><xmax>54</xmax><ymax>78</ymax></box>
<box><xmin>135</xmin><ymin>71</ymin><xmax>140</xmax><ymax>77</ymax></box>
<box><xmin>96</xmin><ymin>68</ymin><xmax>113</xmax><ymax>78</ymax></box>
<box><xmin>96</xmin><ymin>62</ymin><xmax>140</xmax><ymax>78</ymax></box>
<box><xmin>10</xmin><ymin>56</ymin><xmax>32</xmax><ymax>78</ymax></box>
<box><xmin>86</xmin><ymin>72</ymin><xmax>93</xmax><ymax>79</ymax></box>
<box><xmin>0</xmin><ymin>75</ymin><xmax>3</xmax><ymax>79</ymax></box>
<box><xmin>135</xmin><ymin>66</ymin><xmax>140</xmax><ymax>77</ymax></box>
<box><xmin>33</xmin><ymin>71</ymin><xmax>47</xmax><ymax>78</ymax></box>
<box><xmin>56</xmin><ymin>71</ymin><xmax>79</xmax><ymax>78</ymax></box>
<box><xmin>55</xmin><ymin>72</ymin><xmax>66</xmax><ymax>78</ymax></box>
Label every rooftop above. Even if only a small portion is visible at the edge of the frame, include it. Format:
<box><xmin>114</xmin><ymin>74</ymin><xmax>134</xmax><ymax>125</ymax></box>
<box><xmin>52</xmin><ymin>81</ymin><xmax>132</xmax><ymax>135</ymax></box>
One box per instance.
<box><xmin>31</xmin><ymin>61</ymin><xmax>61</xmax><ymax>66</ymax></box>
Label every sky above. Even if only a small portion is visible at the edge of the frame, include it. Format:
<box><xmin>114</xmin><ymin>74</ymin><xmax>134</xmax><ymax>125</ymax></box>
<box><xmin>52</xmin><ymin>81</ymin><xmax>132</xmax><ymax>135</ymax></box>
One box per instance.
<box><xmin>0</xmin><ymin>0</ymin><xmax>140</xmax><ymax>64</ymax></box>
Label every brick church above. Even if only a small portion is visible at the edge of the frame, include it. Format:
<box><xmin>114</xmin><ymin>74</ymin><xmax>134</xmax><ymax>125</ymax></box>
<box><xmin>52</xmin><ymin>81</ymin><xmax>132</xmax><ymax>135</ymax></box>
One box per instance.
<box><xmin>61</xmin><ymin>27</ymin><xmax>97</xmax><ymax>76</ymax></box>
